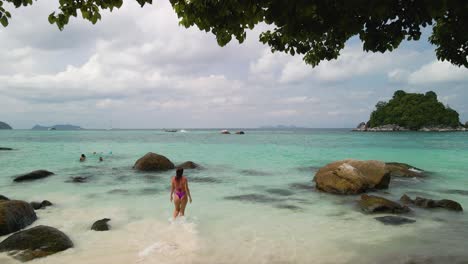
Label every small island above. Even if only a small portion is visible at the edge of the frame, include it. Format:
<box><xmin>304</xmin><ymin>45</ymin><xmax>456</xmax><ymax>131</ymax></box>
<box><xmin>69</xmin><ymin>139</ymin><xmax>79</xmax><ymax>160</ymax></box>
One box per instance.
<box><xmin>0</xmin><ymin>121</ymin><xmax>12</xmax><ymax>130</ymax></box>
<box><xmin>354</xmin><ymin>90</ymin><xmax>467</xmax><ymax>132</ymax></box>
<box><xmin>32</xmin><ymin>124</ymin><xmax>82</xmax><ymax>131</ymax></box>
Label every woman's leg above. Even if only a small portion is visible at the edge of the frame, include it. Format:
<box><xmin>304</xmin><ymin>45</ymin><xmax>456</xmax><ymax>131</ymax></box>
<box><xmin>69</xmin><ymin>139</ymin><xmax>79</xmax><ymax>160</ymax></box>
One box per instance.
<box><xmin>173</xmin><ymin>195</ymin><xmax>181</xmax><ymax>219</ymax></box>
<box><xmin>179</xmin><ymin>197</ymin><xmax>188</xmax><ymax>216</ymax></box>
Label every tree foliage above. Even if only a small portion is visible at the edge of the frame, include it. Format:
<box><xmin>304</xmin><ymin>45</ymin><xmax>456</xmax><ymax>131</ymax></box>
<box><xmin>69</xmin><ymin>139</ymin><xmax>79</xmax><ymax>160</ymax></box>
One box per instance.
<box><xmin>0</xmin><ymin>0</ymin><xmax>467</xmax><ymax>68</ymax></box>
<box><xmin>369</xmin><ymin>90</ymin><xmax>461</xmax><ymax>130</ymax></box>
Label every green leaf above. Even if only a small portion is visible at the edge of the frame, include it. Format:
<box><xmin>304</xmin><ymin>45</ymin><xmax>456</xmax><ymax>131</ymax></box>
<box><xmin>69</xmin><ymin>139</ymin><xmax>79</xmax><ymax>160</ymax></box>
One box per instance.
<box><xmin>0</xmin><ymin>15</ymin><xmax>8</xmax><ymax>27</ymax></box>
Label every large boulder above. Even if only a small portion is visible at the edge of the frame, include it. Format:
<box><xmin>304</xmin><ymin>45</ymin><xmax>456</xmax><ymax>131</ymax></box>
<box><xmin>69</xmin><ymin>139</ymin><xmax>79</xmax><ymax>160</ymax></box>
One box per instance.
<box><xmin>0</xmin><ymin>225</ymin><xmax>73</xmax><ymax>262</ymax></box>
<box><xmin>359</xmin><ymin>194</ymin><xmax>410</xmax><ymax>214</ymax></box>
<box><xmin>13</xmin><ymin>170</ymin><xmax>54</xmax><ymax>182</ymax></box>
<box><xmin>0</xmin><ymin>195</ymin><xmax>9</xmax><ymax>201</ymax></box>
<box><xmin>133</xmin><ymin>152</ymin><xmax>175</xmax><ymax>171</ymax></box>
<box><xmin>401</xmin><ymin>194</ymin><xmax>463</xmax><ymax>212</ymax></box>
<box><xmin>91</xmin><ymin>218</ymin><xmax>111</xmax><ymax>231</ymax></box>
<box><xmin>352</xmin><ymin>122</ymin><xmax>367</xmax><ymax>131</ymax></box>
<box><xmin>374</xmin><ymin>216</ymin><xmax>416</xmax><ymax>225</ymax></box>
<box><xmin>314</xmin><ymin>159</ymin><xmax>390</xmax><ymax>194</ymax></box>
<box><xmin>176</xmin><ymin>161</ymin><xmax>200</xmax><ymax>170</ymax></box>
<box><xmin>385</xmin><ymin>162</ymin><xmax>424</xmax><ymax>178</ymax></box>
<box><xmin>0</xmin><ymin>200</ymin><xmax>37</xmax><ymax>236</ymax></box>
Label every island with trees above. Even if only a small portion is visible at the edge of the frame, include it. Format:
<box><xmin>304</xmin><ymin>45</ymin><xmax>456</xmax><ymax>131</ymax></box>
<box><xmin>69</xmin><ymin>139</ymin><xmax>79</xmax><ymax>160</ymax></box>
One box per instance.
<box><xmin>0</xmin><ymin>121</ymin><xmax>12</xmax><ymax>129</ymax></box>
<box><xmin>354</xmin><ymin>91</ymin><xmax>467</xmax><ymax>132</ymax></box>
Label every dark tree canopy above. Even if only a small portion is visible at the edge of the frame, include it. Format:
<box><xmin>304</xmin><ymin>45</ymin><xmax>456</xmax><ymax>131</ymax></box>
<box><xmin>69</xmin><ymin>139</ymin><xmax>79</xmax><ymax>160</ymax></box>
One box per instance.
<box><xmin>1</xmin><ymin>0</ymin><xmax>467</xmax><ymax>68</ymax></box>
<box><xmin>369</xmin><ymin>90</ymin><xmax>461</xmax><ymax>130</ymax></box>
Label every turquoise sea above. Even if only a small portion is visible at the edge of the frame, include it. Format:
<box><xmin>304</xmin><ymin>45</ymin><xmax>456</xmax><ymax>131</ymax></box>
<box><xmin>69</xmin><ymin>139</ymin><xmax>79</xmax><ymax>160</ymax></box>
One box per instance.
<box><xmin>1</xmin><ymin>129</ymin><xmax>467</xmax><ymax>264</ymax></box>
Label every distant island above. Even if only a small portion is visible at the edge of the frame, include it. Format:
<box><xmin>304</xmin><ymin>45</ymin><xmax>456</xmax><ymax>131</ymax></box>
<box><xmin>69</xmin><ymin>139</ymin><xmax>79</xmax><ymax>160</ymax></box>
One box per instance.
<box><xmin>354</xmin><ymin>90</ymin><xmax>467</xmax><ymax>132</ymax></box>
<box><xmin>32</xmin><ymin>124</ymin><xmax>83</xmax><ymax>131</ymax></box>
<box><xmin>0</xmin><ymin>121</ymin><xmax>12</xmax><ymax>130</ymax></box>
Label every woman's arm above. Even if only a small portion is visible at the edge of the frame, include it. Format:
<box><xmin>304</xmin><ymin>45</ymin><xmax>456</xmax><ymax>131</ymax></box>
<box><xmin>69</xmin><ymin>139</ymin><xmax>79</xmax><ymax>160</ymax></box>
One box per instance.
<box><xmin>185</xmin><ymin>179</ymin><xmax>192</xmax><ymax>203</ymax></box>
<box><xmin>170</xmin><ymin>178</ymin><xmax>174</xmax><ymax>202</ymax></box>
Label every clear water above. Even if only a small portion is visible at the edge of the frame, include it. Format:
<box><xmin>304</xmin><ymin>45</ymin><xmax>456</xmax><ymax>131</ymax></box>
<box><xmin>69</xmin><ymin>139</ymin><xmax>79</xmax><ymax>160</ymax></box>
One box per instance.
<box><xmin>1</xmin><ymin>129</ymin><xmax>467</xmax><ymax>264</ymax></box>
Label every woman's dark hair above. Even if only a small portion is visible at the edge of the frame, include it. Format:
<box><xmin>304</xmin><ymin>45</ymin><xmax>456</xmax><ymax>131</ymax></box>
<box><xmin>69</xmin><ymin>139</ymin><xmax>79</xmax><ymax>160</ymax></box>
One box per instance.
<box><xmin>175</xmin><ymin>168</ymin><xmax>184</xmax><ymax>181</ymax></box>
<box><xmin>81</xmin><ymin>154</ymin><xmax>86</xmax><ymax>158</ymax></box>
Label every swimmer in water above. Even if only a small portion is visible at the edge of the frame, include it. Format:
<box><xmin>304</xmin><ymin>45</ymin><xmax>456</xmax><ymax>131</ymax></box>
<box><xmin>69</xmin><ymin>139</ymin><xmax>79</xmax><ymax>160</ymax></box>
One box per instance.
<box><xmin>170</xmin><ymin>168</ymin><xmax>192</xmax><ymax>219</ymax></box>
<box><xmin>99</xmin><ymin>157</ymin><xmax>104</xmax><ymax>162</ymax></box>
<box><xmin>79</xmin><ymin>154</ymin><xmax>86</xmax><ymax>162</ymax></box>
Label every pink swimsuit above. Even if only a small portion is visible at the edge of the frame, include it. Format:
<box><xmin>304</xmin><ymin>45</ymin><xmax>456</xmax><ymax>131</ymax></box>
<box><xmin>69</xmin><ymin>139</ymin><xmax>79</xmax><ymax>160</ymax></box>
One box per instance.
<box><xmin>173</xmin><ymin>177</ymin><xmax>186</xmax><ymax>199</ymax></box>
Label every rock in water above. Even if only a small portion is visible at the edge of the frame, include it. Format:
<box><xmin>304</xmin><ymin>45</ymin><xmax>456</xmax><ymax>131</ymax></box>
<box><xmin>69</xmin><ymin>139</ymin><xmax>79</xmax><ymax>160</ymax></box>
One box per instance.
<box><xmin>13</xmin><ymin>170</ymin><xmax>54</xmax><ymax>182</ymax></box>
<box><xmin>0</xmin><ymin>200</ymin><xmax>37</xmax><ymax>236</ymax></box>
<box><xmin>91</xmin><ymin>218</ymin><xmax>111</xmax><ymax>231</ymax></box>
<box><xmin>314</xmin><ymin>159</ymin><xmax>390</xmax><ymax>194</ymax></box>
<box><xmin>176</xmin><ymin>161</ymin><xmax>200</xmax><ymax>169</ymax></box>
<box><xmin>133</xmin><ymin>152</ymin><xmax>175</xmax><ymax>171</ymax></box>
<box><xmin>401</xmin><ymin>194</ymin><xmax>463</xmax><ymax>212</ymax></box>
<box><xmin>0</xmin><ymin>147</ymin><xmax>13</xmax><ymax>150</ymax></box>
<box><xmin>359</xmin><ymin>194</ymin><xmax>410</xmax><ymax>214</ymax></box>
<box><xmin>374</xmin><ymin>216</ymin><xmax>416</xmax><ymax>225</ymax></box>
<box><xmin>30</xmin><ymin>200</ymin><xmax>53</xmax><ymax>210</ymax></box>
<box><xmin>385</xmin><ymin>162</ymin><xmax>424</xmax><ymax>177</ymax></box>
<box><xmin>0</xmin><ymin>225</ymin><xmax>73</xmax><ymax>262</ymax></box>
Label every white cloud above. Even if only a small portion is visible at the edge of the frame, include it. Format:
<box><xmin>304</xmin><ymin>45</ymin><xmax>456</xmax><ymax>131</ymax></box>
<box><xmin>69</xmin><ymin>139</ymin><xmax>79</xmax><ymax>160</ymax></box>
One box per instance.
<box><xmin>408</xmin><ymin>60</ymin><xmax>468</xmax><ymax>84</ymax></box>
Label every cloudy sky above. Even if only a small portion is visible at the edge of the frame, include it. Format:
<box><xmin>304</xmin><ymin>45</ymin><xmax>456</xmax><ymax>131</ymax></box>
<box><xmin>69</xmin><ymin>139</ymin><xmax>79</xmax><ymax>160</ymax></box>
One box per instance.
<box><xmin>1</xmin><ymin>1</ymin><xmax>467</xmax><ymax>129</ymax></box>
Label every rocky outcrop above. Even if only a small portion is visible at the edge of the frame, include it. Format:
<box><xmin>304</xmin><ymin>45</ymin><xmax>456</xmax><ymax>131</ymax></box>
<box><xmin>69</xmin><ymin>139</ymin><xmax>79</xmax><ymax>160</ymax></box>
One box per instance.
<box><xmin>353</xmin><ymin>121</ymin><xmax>467</xmax><ymax>132</ymax></box>
<box><xmin>91</xmin><ymin>218</ymin><xmax>111</xmax><ymax>231</ymax></box>
<box><xmin>0</xmin><ymin>121</ymin><xmax>12</xmax><ymax>130</ymax></box>
<box><xmin>235</xmin><ymin>131</ymin><xmax>245</xmax><ymax>134</ymax></box>
<box><xmin>176</xmin><ymin>161</ymin><xmax>200</xmax><ymax>169</ymax></box>
<box><xmin>400</xmin><ymin>194</ymin><xmax>463</xmax><ymax>212</ymax></box>
<box><xmin>314</xmin><ymin>159</ymin><xmax>390</xmax><ymax>194</ymax></box>
<box><xmin>0</xmin><ymin>200</ymin><xmax>37</xmax><ymax>236</ymax></box>
<box><xmin>385</xmin><ymin>162</ymin><xmax>425</xmax><ymax>177</ymax></box>
<box><xmin>220</xmin><ymin>130</ymin><xmax>230</xmax><ymax>134</ymax></box>
<box><xmin>0</xmin><ymin>225</ymin><xmax>73</xmax><ymax>262</ymax></box>
<box><xmin>30</xmin><ymin>200</ymin><xmax>53</xmax><ymax>210</ymax></box>
<box><xmin>352</xmin><ymin>122</ymin><xmax>367</xmax><ymax>131</ymax></box>
<box><xmin>374</xmin><ymin>216</ymin><xmax>416</xmax><ymax>225</ymax></box>
<box><xmin>0</xmin><ymin>195</ymin><xmax>9</xmax><ymax>201</ymax></box>
<box><xmin>133</xmin><ymin>152</ymin><xmax>175</xmax><ymax>171</ymax></box>
<box><xmin>359</xmin><ymin>194</ymin><xmax>410</xmax><ymax>214</ymax></box>
<box><xmin>13</xmin><ymin>170</ymin><xmax>54</xmax><ymax>182</ymax></box>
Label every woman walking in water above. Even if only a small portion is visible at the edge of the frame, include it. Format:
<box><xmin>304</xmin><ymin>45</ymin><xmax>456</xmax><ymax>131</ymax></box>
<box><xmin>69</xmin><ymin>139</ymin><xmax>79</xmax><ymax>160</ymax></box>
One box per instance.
<box><xmin>170</xmin><ymin>168</ymin><xmax>192</xmax><ymax>219</ymax></box>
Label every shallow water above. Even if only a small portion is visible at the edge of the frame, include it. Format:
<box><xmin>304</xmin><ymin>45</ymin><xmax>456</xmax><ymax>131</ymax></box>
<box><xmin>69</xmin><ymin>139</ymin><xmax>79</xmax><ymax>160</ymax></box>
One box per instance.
<box><xmin>1</xmin><ymin>129</ymin><xmax>467</xmax><ymax>263</ymax></box>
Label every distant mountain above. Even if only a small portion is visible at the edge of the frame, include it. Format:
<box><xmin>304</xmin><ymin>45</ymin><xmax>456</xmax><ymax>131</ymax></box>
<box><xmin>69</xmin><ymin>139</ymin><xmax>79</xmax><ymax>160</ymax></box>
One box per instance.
<box><xmin>259</xmin><ymin>125</ymin><xmax>300</xmax><ymax>129</ymax></box>
<box><xmin>0</xmin><ymin>121</ymin><xmax>12</xmax><ymax>130</ymax></box>
<box><xmin>32</xmin><ymin>124</ymin><xmax>82</xmax><ymax>130</ymax></box>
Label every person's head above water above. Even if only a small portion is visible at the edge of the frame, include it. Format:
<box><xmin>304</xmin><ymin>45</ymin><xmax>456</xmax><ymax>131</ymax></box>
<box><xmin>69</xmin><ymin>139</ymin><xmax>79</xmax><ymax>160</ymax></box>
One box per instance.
<box><xmin>175</xmin><ymin>168</ymin><xmax>184</xmax><ymax>181</ymax></box>
<box><xmin>81</xmin><ymin>154</ymin><xmax>86</xmax><ymax>158</ymax></box>
<box><xmin>99</xmin><ymin>157</ymin><xmax>103</xmax><ymax>162</ymax></box>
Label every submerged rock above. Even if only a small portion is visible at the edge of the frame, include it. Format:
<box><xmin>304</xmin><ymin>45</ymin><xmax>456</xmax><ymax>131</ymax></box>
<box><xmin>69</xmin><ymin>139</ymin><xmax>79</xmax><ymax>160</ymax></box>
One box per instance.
<box><xmin>400</xmin><ymin>194</ymin><xmax>463</xmax><ymax>212</ymax></box>
<box><xmin>13</xmin><ymin>170</ymin><xmax>54</xmax><ymax>182</ymax></box>
<box><xmin>69</xmin><ymin>176</ymin><xmax>90</xmax><ymax>183</ymax></box>
<box><xmin>91</xmin><ymin>218</ymin><xmax>111</xmax><ymax>231</ymax></box>
<box><xmin>0</xmin><ymin>147</ymin><xmax>13</xmax><ymax>150</ymax></box>
<box><xmin>133</xmin><ymin>152</ymin><xmax>174</xmax><ymax>171</ymax></box>
<box><xmin>176</xmin><ymin>161</ymin><xmax>200</xmax><ymax>170</ymax></box>
<box><xmin>314</xmin><ymin>159</ymin><xmax>390</xmax><ymax>194</ymax></box>
<box><xmin>385</xmin><ymin>162</ymin><xmax>425</xmax><ymax>177</ymax></box>
<box><xmin>0</xmin><ymin>200</ymin><xmax>37</xmax><ymax>236</ymax></box>
<box><xmin>30</xmin><ymin>200</ymin><xmax>53</xmax><ymax>210</ymax></box>
<box><xmin>359</xmin><ymin>194</ymin><xmax>410</xmax><ymax>214</ymax></box>
<box><xmin>0</xmin><ymin>225</ymin><xmax>73</xmax><ymax>262</ymax></box>
<box><xmin>374</xmin><ymin>216</ymin><xmax>416</xmax><ymax>225</ymax></box>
